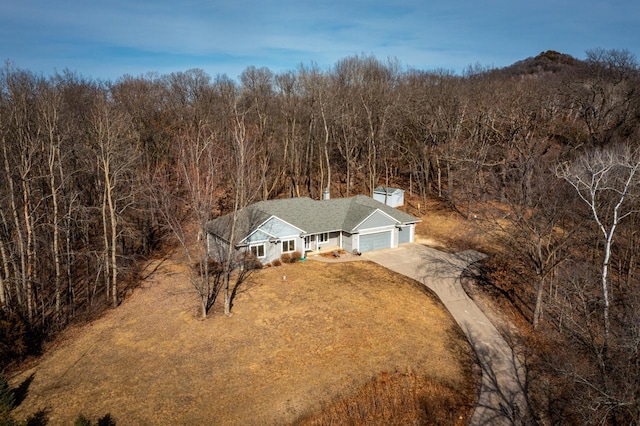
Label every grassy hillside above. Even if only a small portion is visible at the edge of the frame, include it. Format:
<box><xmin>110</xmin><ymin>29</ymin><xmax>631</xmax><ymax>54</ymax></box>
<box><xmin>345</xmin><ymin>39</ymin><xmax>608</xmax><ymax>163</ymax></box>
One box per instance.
<box><xmin>9</xmin><ymin>255</ymin><xmax>475</xmax><ymax>425</ymax></box>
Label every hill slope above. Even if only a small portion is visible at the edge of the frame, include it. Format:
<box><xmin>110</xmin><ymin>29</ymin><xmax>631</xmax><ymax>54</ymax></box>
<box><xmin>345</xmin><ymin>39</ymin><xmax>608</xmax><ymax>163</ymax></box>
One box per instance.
<box><xmin>10</xmin><ymin>255</ymin><xmax>475</xmax><ymax>425</ymax></box>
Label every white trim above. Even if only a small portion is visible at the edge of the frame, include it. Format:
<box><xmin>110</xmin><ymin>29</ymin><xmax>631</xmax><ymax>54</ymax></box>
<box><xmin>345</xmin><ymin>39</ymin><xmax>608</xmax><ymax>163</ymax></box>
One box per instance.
<box><xmin>358</xmin><ymin>224</ymin><xmax>397</xmax><ymax>235</ymax></box>
<box><xmin>239</xmin><ymin>215</ymin><xmax>306</xmax><ymax>245</ymax></box>
<box><xmin>250</xmin><ymin>243</ymin><xmax>266</xmax><ymax>258</ymax></box>
<box><xmin>282</xmin><ymin>238</ymin><xmax>296</xmax><ymax>253</ymax></box>
<box><xmin>304</xmin><ymin>235</ymin><xmax>314</xmax><ymax>251</ymax></box>
<box><xmin>239</xmin><ymin>227</ymin><xmax>276</xmax><ymax>245</ymax></box>
<box><xmin>267</xmin><ymin>215</ymin><xmax>306</xmax><ymax>234</ymax></box>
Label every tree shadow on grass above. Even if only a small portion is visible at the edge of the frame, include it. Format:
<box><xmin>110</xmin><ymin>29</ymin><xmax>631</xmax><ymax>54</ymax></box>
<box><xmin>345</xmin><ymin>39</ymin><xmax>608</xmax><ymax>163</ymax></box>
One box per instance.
<box><xmin>12</xmin><ymin>373</ymin><xmax>34</xmax><ymax>407</ymax></box>
<box><xmin>76</xmin><ymin>413</ymin><xmax>117</xmax><ymax>425</ymax></box>
<box><xmin>1</xmin><ymin>373</ymin><xmax>49</xmax><ymax>425</ymax></box>
<box><xmin>24</xmin><ymin>408</ymin><xmax>49</xmax><ymax>425</ymax></box>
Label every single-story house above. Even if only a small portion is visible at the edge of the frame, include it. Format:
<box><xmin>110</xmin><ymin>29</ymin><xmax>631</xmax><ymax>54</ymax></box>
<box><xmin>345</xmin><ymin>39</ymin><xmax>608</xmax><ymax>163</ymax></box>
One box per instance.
<box><xmin>373</xmin><ymin>186</ymin><xmax>404</xmax><ymax>207</ymax></box>
<box><xmin>206</xmin><ymin>195</ymin><xmax>420</xmax><ymax>264</ymax></box>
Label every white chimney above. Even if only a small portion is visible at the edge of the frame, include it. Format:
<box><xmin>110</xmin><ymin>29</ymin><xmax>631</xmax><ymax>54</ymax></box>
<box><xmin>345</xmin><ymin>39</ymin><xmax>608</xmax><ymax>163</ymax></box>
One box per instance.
<box><xmin>323</xmin><ymin>188</ymin><xmax>330</xmax><ymax>200</ymax></box>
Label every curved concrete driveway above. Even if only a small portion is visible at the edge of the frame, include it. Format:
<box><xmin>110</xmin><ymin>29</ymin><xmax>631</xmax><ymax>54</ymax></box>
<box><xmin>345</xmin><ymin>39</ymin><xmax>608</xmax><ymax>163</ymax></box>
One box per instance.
<box><xmin>363</xmin><ymin>244</ymin><xmax>526</xmax><ymax>425</ymax></box>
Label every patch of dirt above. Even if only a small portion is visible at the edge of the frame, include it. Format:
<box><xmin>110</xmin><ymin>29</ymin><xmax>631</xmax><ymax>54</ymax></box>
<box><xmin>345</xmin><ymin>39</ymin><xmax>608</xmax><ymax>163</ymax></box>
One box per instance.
<box><xmin>10</xmin><ymin>252</ymin><xmax>474</xmax><ymax>425</ymax></box>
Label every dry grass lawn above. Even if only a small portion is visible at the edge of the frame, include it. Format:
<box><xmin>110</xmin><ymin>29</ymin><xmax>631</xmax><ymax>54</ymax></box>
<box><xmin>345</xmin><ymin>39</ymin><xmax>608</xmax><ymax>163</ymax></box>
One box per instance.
<box><xmin>415</xmin><ymin>208</ymin><xmax>478</xmax><ymax>252</ymax></box>
<box><xmin>10</xmin><ymin>251</ymin><xmax>475</xmax><ymax>425</ymax></box>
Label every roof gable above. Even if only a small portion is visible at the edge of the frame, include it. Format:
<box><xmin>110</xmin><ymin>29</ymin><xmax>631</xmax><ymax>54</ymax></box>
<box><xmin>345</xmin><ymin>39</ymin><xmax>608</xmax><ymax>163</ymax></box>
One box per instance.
<box><xmin>205</xmin><ymin>204</ymin><xmax>270</xmax><ymax>243</ymax></box>
<box><xmin>259</xmin><ymin>215</ymin><xmax>303</xmax><ymax>238</ymax></box>
<box><xmin>241</xmin><ymin>229</ymin><xmax>274</xmax><ymax>244</ymax></box>
<box><xmin>345</xmin><ymin>195</ymin><xmax>418</xmax><ymax>229</ymax></box>
<box><xmin>354</xmin><ymin>209</ymin><xmax>398</xmax><ymax>231</ymax></box>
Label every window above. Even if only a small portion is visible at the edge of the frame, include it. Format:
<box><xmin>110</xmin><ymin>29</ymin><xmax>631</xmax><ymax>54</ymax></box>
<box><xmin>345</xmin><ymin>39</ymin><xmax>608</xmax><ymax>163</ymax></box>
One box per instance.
<box><xmin>282</xmin><ymin>239</ymin><xmax>295</xmax><ymax>253</ymax></box>
<box><xmin>318</xmin><ymin>232</ymin><xmax>329</xmax><ymax>243</ymax></box>
<box><xmin>250</xmin><ymin>244</ymin><xmax>265</xmax><ymax>258</ymax></box>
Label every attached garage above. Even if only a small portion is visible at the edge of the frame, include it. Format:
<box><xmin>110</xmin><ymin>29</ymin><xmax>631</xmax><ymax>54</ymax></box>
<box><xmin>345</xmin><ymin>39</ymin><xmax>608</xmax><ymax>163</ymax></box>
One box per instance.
<box><xmin>359</xmin><ymin>230</ymin><xmax>392</xmax><ymax>252</ymax></box>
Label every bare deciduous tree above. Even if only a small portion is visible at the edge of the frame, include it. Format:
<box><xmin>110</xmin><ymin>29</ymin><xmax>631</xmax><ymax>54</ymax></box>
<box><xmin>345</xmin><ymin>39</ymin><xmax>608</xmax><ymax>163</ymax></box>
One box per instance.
<box><xmin>89</xmin><ymin>92</ymin><xmax>137</xmax><ymax>308</ymax></box>
<box><xmin>557</xmin><ymin>143</ymin><xmax>640</xmax><ymax>341</ymax></box>
<box><xmin>153</xmin><ymin>122</ymin><xmax>224</xmax><ymax>319</ymax></box>
<box><xmin>221</xmin><ymin>105</ymin><xmax>261</xmax><ymax>315</ymax></box>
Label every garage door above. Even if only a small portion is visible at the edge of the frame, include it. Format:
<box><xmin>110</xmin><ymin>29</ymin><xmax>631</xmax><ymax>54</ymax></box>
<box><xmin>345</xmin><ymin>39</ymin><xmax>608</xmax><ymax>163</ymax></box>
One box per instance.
<box><xmin>398</xmin><ymin>225</ymin><xmax>411</xmax><ymax>244</ymax></box>
<box><xmin>359</xmin><ymin>231</ymin><xmax>392</xmax><ymax>252</ymax></box>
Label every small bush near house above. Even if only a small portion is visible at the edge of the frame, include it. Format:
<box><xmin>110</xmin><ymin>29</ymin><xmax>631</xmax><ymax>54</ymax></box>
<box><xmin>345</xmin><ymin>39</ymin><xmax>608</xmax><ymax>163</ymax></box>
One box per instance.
<box><xmin>290</xmin><ymin>251</ymin><xmax>302</xmax><ymax>263</ymax></box>
<box><xmin>272</xmin><ymin>259</ymin><xmax>282</xmax><ymax>267</ymax></box>
<box><xmin>240</xmin><ymin>252</ymin><xmax>263</xmax><ymax>270</ymax></box>
<box><xmin>280</xmin><ymin>253</ymin><xmax>292</xmax><ymax>263</ymax></box>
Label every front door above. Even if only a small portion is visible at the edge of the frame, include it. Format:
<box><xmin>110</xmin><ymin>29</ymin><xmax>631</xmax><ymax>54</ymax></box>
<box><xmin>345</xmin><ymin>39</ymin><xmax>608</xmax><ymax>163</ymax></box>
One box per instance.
<box><xmin>304</xmin><ymin>235</ymin><xmax>314</xmax><ymax>251</ymax></box>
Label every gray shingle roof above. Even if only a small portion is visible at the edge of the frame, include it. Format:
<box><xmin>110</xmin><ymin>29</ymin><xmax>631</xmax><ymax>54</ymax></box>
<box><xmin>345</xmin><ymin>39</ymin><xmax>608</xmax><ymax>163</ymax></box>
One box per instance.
<box><xmin>206</xmin><ymin>194</ymin><xmax>420</xmax><ymax>244</ymax></box>
<box><xmin>374</xmin><ymin>186</ymin><xmax>403</xmax><ymax>194</ymax></box>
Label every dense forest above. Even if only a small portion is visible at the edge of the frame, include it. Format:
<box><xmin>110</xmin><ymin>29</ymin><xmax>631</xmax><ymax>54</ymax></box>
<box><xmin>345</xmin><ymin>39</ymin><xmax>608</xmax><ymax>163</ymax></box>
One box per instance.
<box><xmin>1</xmin><ymin>48</ymin><xmax>639</xmax><ymax>424</ymax></box>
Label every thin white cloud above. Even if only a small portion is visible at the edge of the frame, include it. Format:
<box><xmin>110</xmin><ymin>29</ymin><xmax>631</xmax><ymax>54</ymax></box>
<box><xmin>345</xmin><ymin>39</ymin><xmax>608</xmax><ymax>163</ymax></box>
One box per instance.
<box><xmin>1</xmin><ymin>0</ymin><xmax>638</xmax><ymax>79</ymax></box>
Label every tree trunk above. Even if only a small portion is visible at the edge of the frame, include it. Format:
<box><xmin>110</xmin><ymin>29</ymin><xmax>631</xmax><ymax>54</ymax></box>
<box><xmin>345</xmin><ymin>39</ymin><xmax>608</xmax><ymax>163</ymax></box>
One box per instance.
<box><xmin>225</xmin><ymin>111</ymin><xmax>246</xmax><ymax>316</ymax></box>
<box><xmin>446</xmin><ymin>161</ymin><xmax>452</xmax><ymax>201</ymax></box>
<box><xmin>2</xmin><ymin>140</ymin><xmax>25</xmax><ymax>308</ymax></box>
<box><xmin>224</xmin><ymin>207</ymin><xmax>239</xmax><ymax>317</ymax></box>
<box><xmin>48</xmin><ymin>142</ymin><xmax>62</xmax><ymax>318</ymax></box>
<box><xmin>532</xmin><ymin>276</ymin><xmax>545</xmax><ymax>329</ymax></box>
<box><xmin>200</xmin><ymin>295</ymin><xmax>207</xmax><ymax>320</ymax></box>
<box><xmin>602</xmin><ymin>230</ymin><xmax>613</xmax><ymax>341</ymax></box>
<box><xmin>65</xmin><ymin>210</ymin><xmax>74</xmax><ymax>317</ymax></box>
<box><xmin>436</xmin><ymin>155</ymin><xmax>442</xmax><ymax>198</ymax></box>
<box><xmin>422</xmin><ymin>155</ymin><xmax>430</xmax><ymax>198</ymax></box>
<box><xmin>321</xmin><ymin>105</ymin><xmax>331</xmax><ymax>197</ymax></box>
<box><xmin>108</xmin><ymin>179</ymin><xmax>118</xmax><ymax>308</ymax></box>
<box><xmin>102</xmin><ymin>183</ymin><xmax>111</xmax><ymax>304</ymax></box>
<box><xmin>22</xmin><ymin>177</ymin><xmax>34</xmax><ymax>322</ymax></box>
<box><xmin>317</xmin><ymin>138</ymin><xmax>325</xmax><ymax>199</ymax></box>
<box><xmin>0</xmin><ymin>239</ymin><xmax>6</xmax><ymax>310</ymax></box>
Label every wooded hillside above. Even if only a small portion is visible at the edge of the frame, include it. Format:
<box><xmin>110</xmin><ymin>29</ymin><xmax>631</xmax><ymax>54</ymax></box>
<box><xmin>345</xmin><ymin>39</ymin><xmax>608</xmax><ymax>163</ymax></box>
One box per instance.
<box><xmin>1</xmin><ymin>48</ymin><xmax>639</xmax><ymax>424</ymax></box>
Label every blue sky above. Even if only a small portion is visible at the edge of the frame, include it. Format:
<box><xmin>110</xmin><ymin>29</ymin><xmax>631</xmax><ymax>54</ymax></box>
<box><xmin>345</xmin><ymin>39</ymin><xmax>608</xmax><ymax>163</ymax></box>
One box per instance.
<box><xmin>1</xmin><ymin>0</ymin><xmax>639</xmax><ymax>81</ymax></box>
